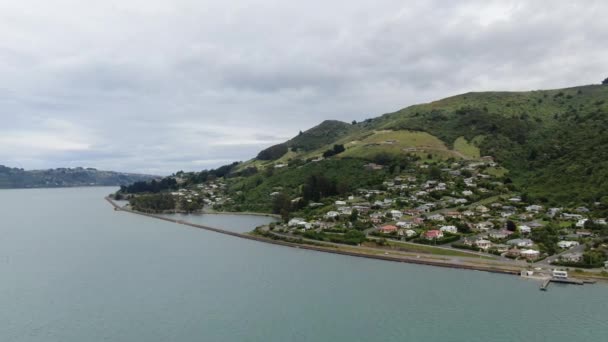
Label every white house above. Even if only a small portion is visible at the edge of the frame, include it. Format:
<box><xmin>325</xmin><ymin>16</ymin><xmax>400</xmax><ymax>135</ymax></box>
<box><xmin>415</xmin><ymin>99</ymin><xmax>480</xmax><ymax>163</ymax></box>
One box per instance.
<box><xmin>476</xmin><ymin>205</ymin><xmax>490</xmax><ymax>213</ymax></box>
<box><xmin>475</xmin><ymin>221</ymin><xmax>494</xmax><ymax>231</ymax></box>
<box><xmin>396</xmin><ymin>221</ymin><xmax>414</xmax><ymax>229</ymax></box>
<box><xmin>288</xmin><ymin>218</ymin><xmax>307</xmax><ymax>227</ymax></box>
<box><xmin>462</xmin><ymin>190</ymin><xmax>473</xmax><ymax>196</ymax></box>
<box><xmin>335</xmin><ymin>200</ymin><xmax>347</xmax><ymax>206</ymax></box>
<box><xmin>525</xmin><ymin>205</ymin><xmax>544</xmax><ymax>213</ymax></box>
<box><xmin>475</xmin><ymin>239</ymin><xmax>492</xmax><ymax>250</ymax></box>
<box><xmin>389</xmin><ymin>210</ymin><xmax>403</xmax><ymax>219</ymax></box>
<box><xmin>427</xmin><ymin>214</ymin><xmax>445</xmax><ymax>222</ymax></box>
<box><xmin>398</xmin><ymin>229</ymin><xmax>417</xmax><ymax>238</ymax></box>
<box><xmin>560</xmin><ymin>252</ymin><xmax>583</xmax><ymax>263</ymax></box>
<box><xmin>576</xmin><ymin>219</ymin><xmax>589</xmax><ymax>228</ymax></box>
<box><xmin>557</xmin><ymin>241</ymin><xmax>579</xmax><ymax>249</ymax></box>
<box><xmin>518</xmin><ymin>225</ymin><xmax>531</xmax><ymax>234</ymax></box>
<box><xmin>325</xmin><ymin>211</ymin><xmax>340</xmax><ymax>219</ymax></box>
<box><xmin>507</xmin><ymin>238</ymin><xmax>534</xmax><ymax>248</ymax></box>
<box><xmin>440</xmin><ymin>225</ymin><xmax>458</xmax><ymax>234</ymax></box>
<box><xmin>520</xmin><ymin>249</ymin><xmax>540</xmax><ymax>260</ymax></box>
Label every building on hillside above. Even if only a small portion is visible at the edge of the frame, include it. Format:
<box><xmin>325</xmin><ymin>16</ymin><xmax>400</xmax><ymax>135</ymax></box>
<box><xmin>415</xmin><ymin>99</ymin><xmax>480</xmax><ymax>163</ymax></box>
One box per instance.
<box><xmin>440</xmin><ymin>225</ymin><xmax>458</xmax><ymax>234</ymax></box>
<box><xmin>475</xmin><ymin>239</ymin><xmax>492</xmax><ymax>250</ymax></box>
<box><xmin>520</xmin><ymin>249</ymin><xmax>540</xmax><ymax>260</ymax></box>
<box><xmin>423</xmin><ymin>230</ymin><xmax>444</xmax><ymax>240</ymax></box>
<box><xmin>506</xmin><ymin>238</ymin><xmax>534</xmax><ymax>248</ymax></box>
<box><xmin>378</xmin><ymin>225</ymin><xmax>398</xmax><ymax>234</ymax></box>
<box><xmin>559</xmin><ymin>252</ymin><xmax>583</xmax><ymax>263</ymax></box>
<box><xmin>557</xmin><ymin>241</ymin><xmax>579</xmax><ymax>249</ymax></box>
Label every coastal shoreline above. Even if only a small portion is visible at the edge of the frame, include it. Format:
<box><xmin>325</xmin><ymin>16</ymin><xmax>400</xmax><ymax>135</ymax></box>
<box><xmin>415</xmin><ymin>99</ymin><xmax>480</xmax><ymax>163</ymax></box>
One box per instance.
<box><xmin>106</xmin><ymin>197</ymin><xmax>522</xmax><ymax>277</ymax></box>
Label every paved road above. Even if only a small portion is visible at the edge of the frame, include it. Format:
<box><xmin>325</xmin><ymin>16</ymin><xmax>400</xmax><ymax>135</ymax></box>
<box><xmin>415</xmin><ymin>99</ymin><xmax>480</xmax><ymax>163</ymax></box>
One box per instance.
<box><xmin>535</xmin><ymin>244</ymin><xmax>586</xmax><ymax>267</ymax></box>
<box><xmin>266</xmin><ymin>229</ymin><xmax>528</xmax><ymax>269</ymax></box>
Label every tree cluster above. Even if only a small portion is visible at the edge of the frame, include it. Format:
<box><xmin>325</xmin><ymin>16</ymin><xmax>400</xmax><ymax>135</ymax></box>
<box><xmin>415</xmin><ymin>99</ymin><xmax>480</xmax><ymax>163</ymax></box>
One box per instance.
<box><xmin>256</xmin><ymin>143</ymin><xmax>288</xmax><ymax>160</ymax></box>
<box><xmin>322</xmin><ymin>144</ymin><xmax>345</xmax><ymax>158</ymax></box>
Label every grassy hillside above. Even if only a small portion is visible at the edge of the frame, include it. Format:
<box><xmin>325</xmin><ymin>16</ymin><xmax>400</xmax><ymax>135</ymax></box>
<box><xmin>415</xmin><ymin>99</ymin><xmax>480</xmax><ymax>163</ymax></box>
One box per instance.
<box><xmin>243</xmin><ymin>84</ymin><xmax>608</xmax><ymax>206</ymax></box>
<box><xmin>371</xmin><ymin>84</ymin><xmax>608</xmax><ymax>205</ymax></box>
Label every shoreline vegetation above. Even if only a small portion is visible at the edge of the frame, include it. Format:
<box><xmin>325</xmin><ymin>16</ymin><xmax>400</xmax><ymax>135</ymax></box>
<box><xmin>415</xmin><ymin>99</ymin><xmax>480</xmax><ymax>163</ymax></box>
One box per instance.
<box><xmin>106</xmin><ymin>197</ymin><xmax>606</xmax><ymax>282</ymax></box>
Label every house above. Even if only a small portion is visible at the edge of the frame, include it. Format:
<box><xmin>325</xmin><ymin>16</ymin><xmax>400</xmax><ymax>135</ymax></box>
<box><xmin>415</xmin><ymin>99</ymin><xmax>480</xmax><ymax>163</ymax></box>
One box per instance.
<box><xmin>396</xmin><ymin>221</ymin><xmax>415</xmax><ymax>229</ymax></box>
<box><xmin>557</xmin><ymin>241</ymin><xmax>579</xmax><ymax>249</ymax></box>
<box><xmin>518</xmin><ymin>225</ymin><xmax>531</xmax><ymax>234</ymax></box>
<box><xmin>475</xmin><ymin>221</ymin><xmax>494</xmax><ymax>231</ymax></box>
<box><xmin>389</xmin><ymin>210</ymin><xmax>403</xmax><ymax>219</ymax></box>
<box><xmin>594</xmin><ymin>218</ymin><xmax>607</xmax><ymax>225</ymax></box>
<box><xmin>364</xmin><ymin>163</ymin><xmax>384</xmax><ymax>171</ymax></box>
<box><xmin>412</xmin><ymin>217</ymin><xmax>425</xmax><ymax>225</ymax></box>
<box><xmin>378</xmin><ymin>225</ymin><xmax>398</xmax><ymax>234</ymax></box>
<box><xmin>494</xmin><ymin>244</ymin><xmax>510</xmax><ymax>253</ymax></box>
<box><xmin>520</xmin><ymin>249</ymin><xmax>540</xmax><ymax>260</ymax></box>
<box><xmin>338</xmin><ymin>206</ymin><xmax>352</xmax><ymax>215</ymax></box>
<box><xmin>445</xmin><ymin>211</ymin><xmax>462</xmax><ymax>219</ymax></box>
<box><xmin>562</xmin><ymin>213</ymin><xmax>583</xmax><ymax>220</ymax></box>
<box><xmin>352</xmin><ymin>205</ymin><xmax>371</xmax><ymax>213</ymax></box>
<box><xmin>526</xmin><ymin>205</ymin><xmax>543</xmax><ymax>213</ymax></box>
<box><xmin>576</xmin><ymin>230</ymin><xmax>593</xmax><ymax>237</ymax></box>
<box><xmin>427</xmin><ymin>214</ymin><xmax>445</xmax><ymax>222</ymax></box>
<box><xmin>288</xmin><ymin>218</ymin><xmax>306</xmax><ymax>227</ymax></box>
<box><xmin>398</xmin><ymin>229</ymin><xmax>417</xmax><ymax>238</ymax></box>
<box><xmin>462</xmin><ymin>190</ymin><xmax>473</xmax><ymax>196</ymax></box>
<box><xmin>335</xmin><ymin>200</ymin><xmax>347</xmax><ymax>206</ymax></box>
<box><xmin>475</xmin><ymin>239</ymin><xmax>492</xmax><ymax>250</ymax></box>
<box><xmin>325</xmin><ymin>211</ymin><xmax>340</xmax><ymax>219</ymax></box>
<box><xmin>462</xmin><ymin>210</ymin><xmax>476</xmax><ymax>217</ymax></box>
<box><xmin>506</xmin><ymin>238</ymin><xmax>534</xmax><ymax>248</ymax></box>
<box><xmin>548</xmin><ymin>208</ymin><xmax>562</xmax><ymax>217</ymax></box>
<box><xmin>440</xmin><ymin>225</ymin><xmax>458</xmax><ymax>234</ymax></box>
<box><xmin>476</xmin><ymin>205</ymin><xmax>490</xmax><ymax>213</ymax></box>
<box><xmin>423</xmin><ymin>230</ymin><xmax>444</xmax><ymax>240</ymax></box>
<box><xmin>560</xmin><ymin>252</ymin><xmax>583</xmax><ymax>263</ymax></box>
<box><xmin>488</xmin><ymin>229</ymin><xmax>511</xmax><ymax>240</ymax></box>
<box><xmin>576</xmin><ymin>219</ymin><xmax>589</xmax><ymax>228</ymax></box>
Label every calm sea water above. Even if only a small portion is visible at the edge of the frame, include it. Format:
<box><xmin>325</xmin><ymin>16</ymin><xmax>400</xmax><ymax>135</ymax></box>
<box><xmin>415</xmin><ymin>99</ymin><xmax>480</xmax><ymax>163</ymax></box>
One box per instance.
<box><xmin>1</xmin><ymin>187</ymin><xmax>606</xmax><ymax>342</ymax></box>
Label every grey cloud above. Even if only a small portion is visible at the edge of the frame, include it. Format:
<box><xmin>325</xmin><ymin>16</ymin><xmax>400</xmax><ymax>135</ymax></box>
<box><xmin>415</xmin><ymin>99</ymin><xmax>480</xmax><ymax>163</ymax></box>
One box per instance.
<box><xmin>1</xmin><ymin>0</ymin><xmax>607</xmax><ymax>174</ymax></box>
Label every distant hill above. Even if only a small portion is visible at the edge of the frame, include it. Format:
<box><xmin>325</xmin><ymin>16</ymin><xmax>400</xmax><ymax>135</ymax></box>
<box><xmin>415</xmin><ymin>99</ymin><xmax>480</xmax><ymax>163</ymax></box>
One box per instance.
<box><xmin>0</xmin><ymin>165</ymin><xmax>157</xmax><ymax>189</ymax></box>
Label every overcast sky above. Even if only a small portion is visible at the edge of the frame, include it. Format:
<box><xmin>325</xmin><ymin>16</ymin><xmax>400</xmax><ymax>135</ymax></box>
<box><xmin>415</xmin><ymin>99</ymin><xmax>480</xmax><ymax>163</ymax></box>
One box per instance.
<box><xmin>1</xmin><ymin>0</ymin><xmax>607</xmax><ymax>175</ymax></box>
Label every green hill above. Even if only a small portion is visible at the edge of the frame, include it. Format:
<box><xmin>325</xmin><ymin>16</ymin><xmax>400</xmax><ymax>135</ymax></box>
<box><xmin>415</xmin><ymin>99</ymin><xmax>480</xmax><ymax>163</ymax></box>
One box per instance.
<box><xmin>124</xmin><ymin>83</ymin><xmax>608</xmax><ymax>210</ymax></box>
<box><xmin>245</xmin><ymin>84</ymin><xmax>608</xmax><ymax>206</ymax></box>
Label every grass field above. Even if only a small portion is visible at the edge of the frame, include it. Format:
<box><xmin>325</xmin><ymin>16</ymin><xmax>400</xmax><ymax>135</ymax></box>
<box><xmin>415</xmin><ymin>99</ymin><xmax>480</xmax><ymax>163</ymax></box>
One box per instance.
<box><xmin>453</xmin><ymin>136</ymin><xmax>481</xmax><ymax>159</ymax></box>
<box><xmin>382</xmin><ymin>240</ymin><xmax>496</xmax><ymax>259</ymax></box>
<box><xmin>338</xmin><ymin>130</ymin><xmax>464</xmax><ymax>160</ymax></box>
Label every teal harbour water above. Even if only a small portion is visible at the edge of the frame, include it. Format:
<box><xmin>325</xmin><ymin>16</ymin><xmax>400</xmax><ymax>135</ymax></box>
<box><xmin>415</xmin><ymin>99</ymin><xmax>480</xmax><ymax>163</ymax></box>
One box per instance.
<box><xmin>0</xmin><ymin>187</ymin><xmax>607</xmax><ymax>342</ymax></box>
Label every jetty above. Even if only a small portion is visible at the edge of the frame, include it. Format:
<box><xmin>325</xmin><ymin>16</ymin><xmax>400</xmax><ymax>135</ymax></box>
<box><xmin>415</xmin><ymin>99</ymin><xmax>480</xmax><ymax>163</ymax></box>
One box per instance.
<box><xmin>537</xmin><ymin>269</ymin><xmax>596</xmax><ymax>290</ymax></box>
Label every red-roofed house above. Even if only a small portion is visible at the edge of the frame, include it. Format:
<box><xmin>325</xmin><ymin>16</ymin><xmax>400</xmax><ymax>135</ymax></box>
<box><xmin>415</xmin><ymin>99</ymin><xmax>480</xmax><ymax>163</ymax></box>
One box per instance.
<box><xmin>423</xmin><ymin>230</ymin><xmax>444</xmax><ymax>240</ymax></box>
<box><xmin>378</xmin><ymin>225</ymin><xmax>398</xmax><ymax>234</ymax></box>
